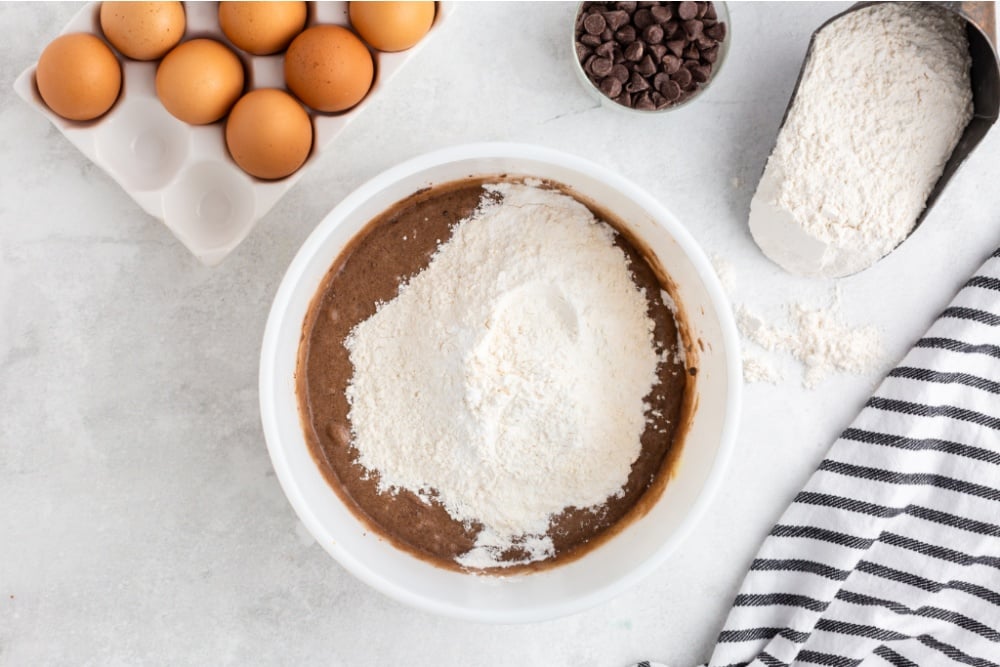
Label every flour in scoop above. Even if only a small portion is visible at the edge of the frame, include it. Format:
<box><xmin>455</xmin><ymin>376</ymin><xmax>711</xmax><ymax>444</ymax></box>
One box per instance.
<box><xmin>344</xmin><ymin>183</ymin><xmax>660</xmax><ymax>568</ymax></box>
<box><xmin>750</xmin><ymin>3</ymin><xmax>973</xmax><ymax>278</ymax></box>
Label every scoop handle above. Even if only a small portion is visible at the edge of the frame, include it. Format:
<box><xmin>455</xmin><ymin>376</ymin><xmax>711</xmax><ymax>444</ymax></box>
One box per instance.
<box><xmin>954</xmin><ymin>1</ymin><xmax>996</xmax><ymax>50</ymax></box>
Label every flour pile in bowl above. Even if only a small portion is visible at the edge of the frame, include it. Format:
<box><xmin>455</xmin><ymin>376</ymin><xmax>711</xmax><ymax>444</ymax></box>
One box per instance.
<box><xmin>343</xmin><ymin>183</ymin><xmax>663</xmax><ymax>568</ymax></box>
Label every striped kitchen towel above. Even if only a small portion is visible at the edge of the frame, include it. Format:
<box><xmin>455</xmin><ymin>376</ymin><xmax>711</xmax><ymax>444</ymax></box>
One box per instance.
<box><xmin>703</xmin><ymin>247</ymin><xmax>1000</xmax><ymax>667</ymax></box>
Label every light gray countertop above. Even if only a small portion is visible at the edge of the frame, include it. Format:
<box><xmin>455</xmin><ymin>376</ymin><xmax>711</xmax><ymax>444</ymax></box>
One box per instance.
<box><xmin>3</xmin><ymin>2</ymin><xmax>1000</xmax><ymax>665</ymax></box>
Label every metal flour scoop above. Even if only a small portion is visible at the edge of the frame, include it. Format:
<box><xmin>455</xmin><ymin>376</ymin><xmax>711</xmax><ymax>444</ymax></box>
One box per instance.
<box><xmin>919</xmin><ymin>2</ymin><xmax>998</xmax><ymax>226</ymax></box>
<box><xmin>749</xmin><ymin>2</ymin><xmax>999</xmax><ymax>278</ymax></box>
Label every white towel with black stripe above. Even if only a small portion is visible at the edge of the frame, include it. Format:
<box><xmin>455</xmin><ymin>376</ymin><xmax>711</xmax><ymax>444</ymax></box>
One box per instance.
<box><xmin>704</xmin><ymin>247</ymin><xmax>1000</xmax><ymax>667</ymax></box>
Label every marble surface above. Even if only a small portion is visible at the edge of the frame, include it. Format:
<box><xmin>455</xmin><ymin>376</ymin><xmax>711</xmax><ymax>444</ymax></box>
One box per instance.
<box><xmin>3</xmin><ymin>2</ymin><xmax>1000</xmax><ymax>665</ymax></box>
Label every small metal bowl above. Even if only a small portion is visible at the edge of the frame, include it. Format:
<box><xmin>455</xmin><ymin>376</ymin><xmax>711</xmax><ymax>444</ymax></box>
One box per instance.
<box><xmin>571</xmin><ymin>1</ymin><xmax>731</xmax><ymax>114</ymax></box>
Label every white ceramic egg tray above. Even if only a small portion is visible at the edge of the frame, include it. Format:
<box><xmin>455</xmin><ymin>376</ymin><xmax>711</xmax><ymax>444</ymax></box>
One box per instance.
<box><xmin>14</xmin><ymin>1</ymin><xmax>451</xmax><ymax>266</ymax></box>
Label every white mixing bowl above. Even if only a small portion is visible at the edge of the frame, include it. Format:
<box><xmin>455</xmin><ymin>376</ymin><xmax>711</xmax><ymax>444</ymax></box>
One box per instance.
<box><xmin>259</xmin><ymin>143</ymin><xmax>741</xmax><ymax>623</ymax></box>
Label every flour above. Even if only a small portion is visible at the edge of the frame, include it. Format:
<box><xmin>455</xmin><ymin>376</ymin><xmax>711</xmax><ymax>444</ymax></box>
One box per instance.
<box><xmin>344</xmin><ymin>182</ymin><xmax>661</xmax><ymax>568</ymax></box>
<box><xmin>711</xmin><ymin>254</ymin><xmax>737</xmax><ymax>296</ymax></box>
<box><xmin>749</xmin><ymin>3</ymin><xmax>973</xmax><ymax>278</ymax></box>
<box><xmin>742</xmin><ymin>351</ymin><xmax>782</xmax><ymax>385</ymax></box>
<box><xmin>737</xmin><ymin>289</ymin><xmax>881</xmax><ymax>388</ymax></box>
<box><xmin>713</xmin><ymin>253</ymin><xmax>881</xmax><ymax>386</ymax></box>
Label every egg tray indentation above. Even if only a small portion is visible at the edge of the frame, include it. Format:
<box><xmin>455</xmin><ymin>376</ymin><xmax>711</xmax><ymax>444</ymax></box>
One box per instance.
<box><xmin>13</xmin><ymin>1</ymin><xmax>451</xmax><ymax>266</ymax></box>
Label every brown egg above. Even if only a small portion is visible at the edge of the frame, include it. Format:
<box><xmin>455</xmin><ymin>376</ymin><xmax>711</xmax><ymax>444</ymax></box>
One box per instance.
<box><xmin>219</xmin><ymin>1</ymin><xmax>307</xmax><ymax>56</ymax></box>
<box><xmin>349</xmin><ymin>1</ymin><xmax>435</xmax><ymax>52</ymax></box>
<box><xmin>36</xmin><ymin>33</ymin><xmax>121</xmax><ymax>121</ymax></box>
<box><xmin>156</xmin><ymin>39</ymin><xmax>244</xmax><ymax>125</ymax></box>
<box><xmin>226</xmin><ymin>89</ymin><xmax>313</xmax><ymax>180</ymax></box>
<box><xmin>100</xmin><ymin>1</ymin><xmax>185</xmax><ymax>61</ymax></box>
<box><xmin>284</xmin><ymin>25</ymin><xmax>373</xmax><ymax>113</ymax></box>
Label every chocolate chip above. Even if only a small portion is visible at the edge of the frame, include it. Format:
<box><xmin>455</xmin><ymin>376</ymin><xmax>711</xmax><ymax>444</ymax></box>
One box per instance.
<box><xmin>596</xmin><ymin>40</ymin><xmax>616</xmax><ymax>58</ymax></box>
<box><xmin>603</xmin><ymin>9</ymin><xmax>630</xmax><ymax>30</ymax></box>
<box><xmin>633</xmin><ymin>8</ymin><xmax>655</xmax><ymax>29</ymax></box>
<box><xmin>683</xmin><ymin>19</ymin><xmax>703</xmax><ymax>40</ymax></box>
<box><xmin>590</xmin><ymin>56</ymin><xmax>614</xmax><ymax>77</ymax></box>
<box><xmin>648</xmin><ymin>43</ymin><xmax>667</xmax><ymax>63</ymax></box>
<box><xmin>576</xmin><ymin>43</ymin><xmax>593</xmax><ymax>62</ymax></box>
<box><xmin>683</xmin><ymin>43</ymin><xmax>700</xmax><ymax>60</ymax></box>
<box><xmin>696</xmin><ymin>35</ymin><xmax>715</xmax><ymax>51</ymax></box>
<box><xmin>643</xmin><ymin>24</ymin><xmax>664</xmax><ymax>44</ymax></box>
<box><xmin>615</xmin><ymin>1</ymin><xmax>636</xmax><ymax>12</ymax></box>
<box><xmin>651</xmin><ymin>91</ymin><xmax>667</xmax><ymax>107</ymax></box>
<box><xmin>626</xmin><ymin>70</ymin><xmax>650</xmax><ymax>93</ymax></box>
<box><xmin>661</xmin><ymin>79</ymin><xmax>682</xmax><ymax>100</ymax></box>
<box><xmin>653</xmin><ymin>72</ymin><xmax>669</xmax><ymax>92</ymax></box>
<box><xmin>696</xmin><ymin>2</ymin><xmax>708</xmax><ymax>18</ymax></box>
<box><xmin>600</xmin><ymin>76</ymin><xmax>623</xmax><ymax>98</ymax></box>
<box><xmin>635</xmin><ymin>92</ymin><xmax>655</xmax><ymax>110</ymax></box>
<box><xmin>610</xmin><ymin>63</ymin><xmax>630</xmax><ymax>82</ymax></box>
<box><xmin>700</xmin><ymin>44</ymin><xmax>719</xmax><ymax>63</ymax></box>
<box><xmin>613</xmin><ymin>91</ymin><xmax>632</xmax><ymax>107</ymax></box>
<box><xmin>615</xmin><ymin>25</ymin><xmax>637</xmax><ymax>44</ymax></box>
<box><xmin>704</xmin><ymin>3</ymin><xmax>717</xmax><ymax>20</ymax></box>
<box><xmin>704</xmin><ymin>21</ymin><xmax>726</xmax><ymax>41</ymax></box>
<box><xmin>580</xmin><ymin>33</ymin><xmax>602</xmax><ymax>47</ymax></box>
<box><xmin>583</xmin><ymin>12</ymin><xmax>606</xmax><ymax>35</ymax></box>
<box><xmin>677</xmin><ymin>1</ymin><xmax>698</xmax><ymax>20</ymax></box>
<box><xmin>689</xmin><ymin>64</ymin><xmax>710</xmax><ymax>82</ymax></box>
<box><xmin>650</xmin><ymin>5</ymin><xmax>672</xmax><ymax>23</ymax></box>
<box><xmin>662</xmin><ymin>20</ymin><xmax>680</xmax><ymax>39</ymax></box>
<box><xmin>661</xmin><ymin>53</ymin><xmax>682</xmax><ymax>73</ymax></box>
<box><xmin>636</xmin><ymin>53</ymin><xmax>657</xmax><ymax>76</ymax></box>
<box><xmin>624</xmin><ymin>40</ymin><xmax>644</xmax><ymax>61</ymax></box>
<box><xmin>602</xmin><ymin>28</ymin><xmax>615</xmax><ymax>41</ymax></box>
<box><xmin>670</xmin><ymin>66</ymin><xmax>692</xmax><ymax>88</ymax></box>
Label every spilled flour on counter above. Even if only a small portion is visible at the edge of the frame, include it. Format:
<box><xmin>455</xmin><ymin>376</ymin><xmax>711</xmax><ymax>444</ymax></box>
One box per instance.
<box><xmin>344</xmin><ymin>183</ymin><xmax>660</xmax><ymax>569</ymax></box>
<box><xmin>737</xmin><ymin>289</ymin><xmax>881</xmax><ymax>389</ymax></box>
<box><xmin>742</xmin><ymin>352</ymin><xmax>783</xmax><ymax>385</ymax></box>
<box><xmin>712</xmin><ymin>255</ymin><xmax>881</xmax><ymax>387</ymax></box>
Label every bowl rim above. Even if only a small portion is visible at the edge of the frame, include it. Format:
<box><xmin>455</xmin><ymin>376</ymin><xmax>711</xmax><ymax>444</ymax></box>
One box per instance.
<box><xmin>259</xmin><ymin>141</ymin><xmax>743</xmax><ymax>623</ymax></box>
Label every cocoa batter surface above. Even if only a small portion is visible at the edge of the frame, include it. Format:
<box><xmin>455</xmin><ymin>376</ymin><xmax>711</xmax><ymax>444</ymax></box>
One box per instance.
<box><xmin>297</xmin><ymin>178</ymin><xmax>690</xmax><ymax>572</ymax></box>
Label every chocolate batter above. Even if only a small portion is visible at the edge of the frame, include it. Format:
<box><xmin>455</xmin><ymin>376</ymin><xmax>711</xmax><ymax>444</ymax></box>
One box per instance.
<box><xmin>297</xmin><ymin>178</ymin><xmax>693</xmax><ymax>572</ymax></box>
